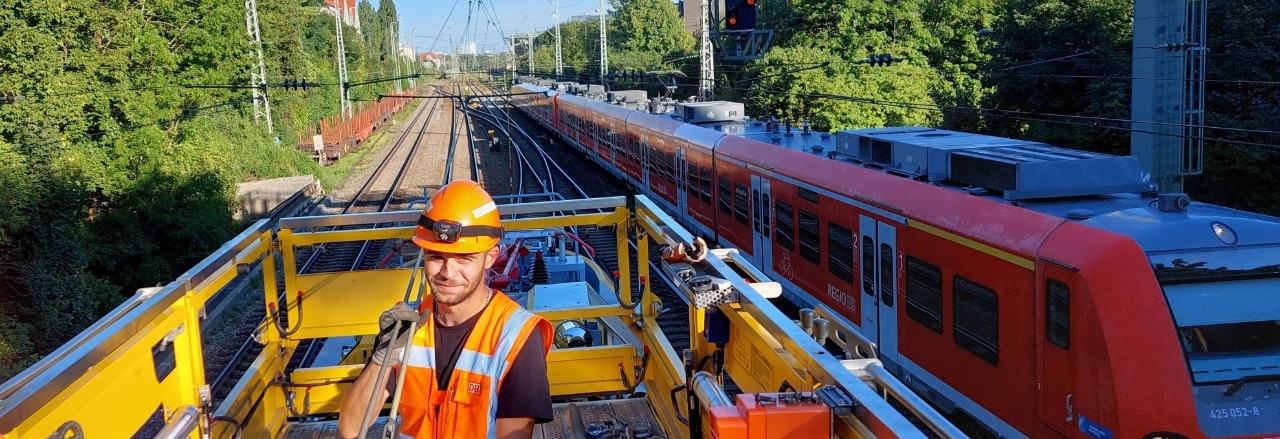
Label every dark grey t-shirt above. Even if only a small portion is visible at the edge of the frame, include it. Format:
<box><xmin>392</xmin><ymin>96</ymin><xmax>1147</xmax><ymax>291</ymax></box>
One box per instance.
<box><xmin>433</xmin><ymin>310</ymin><xmax>553</xmax><ymax>423</ymax></box>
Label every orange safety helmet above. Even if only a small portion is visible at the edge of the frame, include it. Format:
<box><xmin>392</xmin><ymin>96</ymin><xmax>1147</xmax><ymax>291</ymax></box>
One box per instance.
<box><xmin>412</xmin><ymin>180</ymin><xmax>504</xmax><ymax>254</ymax></box>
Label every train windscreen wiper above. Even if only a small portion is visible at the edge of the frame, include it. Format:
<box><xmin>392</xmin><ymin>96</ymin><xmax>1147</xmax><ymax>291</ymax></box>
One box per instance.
<box><xmin>1222</xmin><ymin>373</ymin><xmax>1280</xmax><ymax>397</ymax></box>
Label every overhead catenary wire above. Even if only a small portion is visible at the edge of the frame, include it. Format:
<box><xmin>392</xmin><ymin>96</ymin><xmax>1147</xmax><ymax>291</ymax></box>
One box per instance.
<box><xmin>623</xmin><ymin>74</ymin><xmax>1280</xmax><ymax>149</ymax></box>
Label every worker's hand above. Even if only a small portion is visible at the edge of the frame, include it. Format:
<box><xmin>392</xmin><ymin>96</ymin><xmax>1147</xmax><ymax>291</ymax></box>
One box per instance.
<box><xmin>369</xmin><ymin>303</ymin><xmax>425</xmax><ymax>365</ymax></box>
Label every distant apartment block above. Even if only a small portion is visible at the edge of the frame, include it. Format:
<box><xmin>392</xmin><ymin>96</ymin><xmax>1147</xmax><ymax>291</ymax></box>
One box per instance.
<box><xmin>676</xmin><ymin>0</ymin><xmax>722</xmax><ymax>35</ymax></box>
<box><xmin>323</xmin><ymin>0</ymin><xmax>360</xmax><ymax>29</ymax></box>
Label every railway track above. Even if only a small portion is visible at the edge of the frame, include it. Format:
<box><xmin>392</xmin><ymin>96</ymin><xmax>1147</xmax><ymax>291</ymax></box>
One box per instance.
<box><xmin>208</xmin><ymin>77</ymin><xmax>692</xmax><ymax>409</ymax></box>
<box><xmin>465</xmin><ymin>81</ymin><xmax>695</xmax><ymax>353</ymax></box>
<box><xmin>207</xmin><ymin>87</ymin><xmax>463</xmax><ymax>405</ymax></box>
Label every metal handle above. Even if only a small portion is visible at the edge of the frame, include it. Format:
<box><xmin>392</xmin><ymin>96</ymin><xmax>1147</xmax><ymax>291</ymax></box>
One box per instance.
<box><xmin>47</xmin><ymin>420</ymin><xmax>83</xmax><ymax>439</ymax></box>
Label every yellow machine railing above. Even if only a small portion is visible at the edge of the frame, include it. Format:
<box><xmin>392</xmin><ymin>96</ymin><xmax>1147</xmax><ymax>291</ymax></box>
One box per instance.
<box><xmin>0</xmin><ymin>195</ymin><xmax>961</xmax><ymax>439</ymax></box>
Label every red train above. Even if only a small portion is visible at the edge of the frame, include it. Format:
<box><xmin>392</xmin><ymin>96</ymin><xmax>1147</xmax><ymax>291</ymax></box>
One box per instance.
<box><xmin>511</xmin><ymin>82</ymin><xmax>1280</xmax><ymax>439</ymax></box>
<box><xmin>295</xmin><ymin>93</ymin><xmax>410</xmax><ymax>163</ymax></box>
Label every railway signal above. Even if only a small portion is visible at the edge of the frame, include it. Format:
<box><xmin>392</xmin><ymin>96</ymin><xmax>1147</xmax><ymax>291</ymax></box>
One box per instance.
<box><xmin>725</xmin><ymin>0</ymin><xmax>757</xmax><ymax>32</ymax></box>
<box><xmin>865</xmin><ymin>54</ymin><xmax>896</xmax><ymax>67</ymax></box>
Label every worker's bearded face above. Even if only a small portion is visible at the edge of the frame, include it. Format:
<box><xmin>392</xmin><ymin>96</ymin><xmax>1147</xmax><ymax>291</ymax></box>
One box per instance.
<box><xmin>425</xmin><ymin>247</ymin><xmax>498</xmax><ymax>306</ymax></box>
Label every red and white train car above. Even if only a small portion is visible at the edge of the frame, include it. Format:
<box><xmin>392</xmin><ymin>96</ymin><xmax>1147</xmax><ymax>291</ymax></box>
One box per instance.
<box><xmin>511</xmin><ymin>82</ymin><xmax>1280</xmax><ymax>439</ymax></box>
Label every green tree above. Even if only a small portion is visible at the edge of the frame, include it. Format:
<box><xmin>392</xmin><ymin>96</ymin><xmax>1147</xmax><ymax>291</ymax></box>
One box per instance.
<box><xmin>609</xmin><ymin>0</ymin><xmax>695</xmax><ymax>55</ymax></box>
<box><xmin>533</xmin><ymin>20</ymin><xmax>600</xmax><ymax>78</ymax></box>
<box><xmin>978</xmin><ymin>0</ymin><xmax>1133</xmax><ymax>154</ymax></box>
<box><xmin>360</xmin><ymin>0</ymin><xmax>384</xmax><ymax>78</ymax></box>
<box><xmin>0</xmin><ymin>0</ymin><xmax>411</xmax><ymax>379</ymax></box>
<box><xmin>1184</xmin><ymin>0</ymin><xmax>1280</xmax><ymax>215</ymax></box>
<box><xmin>745</xmin><ymin>0</ymin><xmax>973</xmax><ymax>130</ymax></box>
<box><xmin>748</xmin><ymin>46</ymin><xmax>939</xmax><ymax>131</ymax></box>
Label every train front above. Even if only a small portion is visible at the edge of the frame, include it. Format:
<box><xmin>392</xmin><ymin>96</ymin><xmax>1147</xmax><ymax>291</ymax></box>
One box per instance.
<box><xmin>1095</xmin><ymin>195</ymin><xmax>1280</xmax><ymax>438</ymax></box>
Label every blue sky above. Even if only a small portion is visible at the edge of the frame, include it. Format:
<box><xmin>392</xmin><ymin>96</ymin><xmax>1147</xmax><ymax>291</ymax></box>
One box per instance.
<box><xmin>392</xmin><ymin>0</ymin><xmax>614</xmax><ymax>54</ymax></box>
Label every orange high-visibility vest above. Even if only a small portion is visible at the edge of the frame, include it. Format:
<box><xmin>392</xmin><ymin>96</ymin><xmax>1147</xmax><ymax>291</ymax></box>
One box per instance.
<box><xmin>396</xmin><ymin>292</ymin><xmax>552</xmax><ymax>439</ymax></box>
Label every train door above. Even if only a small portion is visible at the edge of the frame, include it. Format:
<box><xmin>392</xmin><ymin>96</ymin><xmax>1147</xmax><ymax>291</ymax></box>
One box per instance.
<box><xmin>675</xmin><ymin>149</ymin><xmax>688</xmax><ymax>225</ymax></box>
<box><xmin>859</xmin><ymin>215</ymin><xmax>900</xmax><ymax>363</ymax></box>
<box><xmin>1037</xmin><ymin>264</ymin><xmax>1078</xmax><ymax>436</ymax></box>
<box><xmin>750</xmin><ymin>175</ymin><xmax>771</xmax><ymax>270</ymax></box>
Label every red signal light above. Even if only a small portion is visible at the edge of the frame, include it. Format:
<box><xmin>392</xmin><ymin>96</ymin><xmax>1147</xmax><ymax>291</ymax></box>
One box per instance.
<box><xmin>745</xmin><ymin>0</ymin><xmax>756</xmax><ymax>5</ymax></box>
<box><xmin>727</xmin><ymin>16</ymin><xmax>738</xmax><ymax>26</ymax></box>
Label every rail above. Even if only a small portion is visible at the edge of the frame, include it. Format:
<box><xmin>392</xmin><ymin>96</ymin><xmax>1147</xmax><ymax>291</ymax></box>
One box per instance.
<box><xmin>465</xmin><ymin>90</ymin><xmax>592</xmax><ymax>203</ymax></box>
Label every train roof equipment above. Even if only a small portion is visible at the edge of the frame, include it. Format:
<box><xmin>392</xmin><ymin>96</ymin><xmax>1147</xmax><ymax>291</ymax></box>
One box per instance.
<box><xmin>0</xmin><ymin>196</ymin><xmax>964</xmax><ymax>439</ymax></box>
<box><xmin>834</xmin><ymin>127</ymin><xmax>1154</xmax><ymax>200</ymax></box>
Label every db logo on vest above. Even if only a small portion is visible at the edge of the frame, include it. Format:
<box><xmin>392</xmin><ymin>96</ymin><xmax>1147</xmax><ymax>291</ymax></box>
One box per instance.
<box><xmin>467</xmin><ymin>382</ymin><xmax>482</xmax><ymax>395</ymax></box>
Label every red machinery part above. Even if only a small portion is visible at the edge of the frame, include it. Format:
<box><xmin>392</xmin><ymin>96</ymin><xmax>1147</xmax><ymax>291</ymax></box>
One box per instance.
<box><xmin>709</xmin><ymin>393</ymin><xmax>832</xmax><ymax>439</ymax></box>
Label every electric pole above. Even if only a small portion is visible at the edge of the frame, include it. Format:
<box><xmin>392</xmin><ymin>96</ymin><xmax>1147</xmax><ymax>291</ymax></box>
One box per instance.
<box><xmin>449</xmin><ymin>34</ymin><xmax>457</xmax><ymax>76</ymax></box>
<box><xmin>391</xmin><ymin>20</ymin><xmax>402</xmax><ymax>93</ymax></box>
<box><xmin>245</xmin><ymin>0</ymin><xmax>273</xmax><ymax>133</ymax></box>
<box><xmin>1131</xmin><ymin>0</ymin><xmax>1206</xmax><ymax>192</ymax></box>
<box><xmin>409</xmin><ymin>29</ymin><xmax>418</xmax><ymax>89</ymax></box>
<box><xmin>554</xmin><ymin>0</ymin><xmax>563</xmax><ymax>77</ymax></box>
<box><xmin>334</xmin><ymin>4</ymin><xmax>352</xmax><ymax>119</ymax></box>
<box><xmin>599</xmin><ymin>0</ymin><xmax>608</xmax><ymax>85</ymax></box>
<box><xmin>526</xmin><ymin>17</ymin><xmax>536</xmax><ymax>75</ymax></box>
<box><xmin>699</xmin><ymin>0</ymin><xmax>714</xmax><ymax>101</ymax></box>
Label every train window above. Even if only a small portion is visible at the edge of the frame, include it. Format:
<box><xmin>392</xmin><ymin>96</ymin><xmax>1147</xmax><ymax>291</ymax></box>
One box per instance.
<box><xmin>798</xmin><ymin>210</ymin><xmax>821</xmax><ymax>265</ymax></box>
<box><xmin>653</xmin><ymin>151</ymin><xmax>663</xmax><ymax>180</ymax></box>
<box><xmin>686</xmin><ymin>164</ymin><xmax>699</xmax><ymax>194</ymax></box>
<box><xmin>662</xmin><ymin>153</ymin><xmax>675</xmax><ymax>183</ymax></box>
<box><xmin>1047</xmin><ymin>279</ymin><xmax>1070</xmax><ymax>349</ymax></box>
<box><xmin>905</xmin><ymin>256</ymin><xmax>943</xmax><ymax>333</ymax></box>
<box><xmin>798</xmin><ymin>187</ymin><xmax>820</xmax><ymax>204</ymax></box>
<box><xmin>718</xmin><ymin>177</ymin><xmax>732</xmax><ymax>215</ymax></box>
<box><xmin>733</xmin><ymin>184</ymin><xmax>749</xmax><ymax>225</ymax></box>
<box><xmin>827</xmin><ymin>222</ymin><xmax>855</xmax><ymax>283</ymax></box>
<box><xmin>954</xmin><ymin>276</ymin><xmax>999</xmax><ymax>365</ymax></box>
<box><xmin>699</xmin><ymin>169</ymin><xmax>712</xmax><ymax>202</ymax></box>
<box><xmin>880</xmin><ymin>244</ymin><xmax>894</xmax><ymax>307</ymax></box>
<box><xmin>653</xmin><ymin>151</ymin><xmax>663</xmax><ymax>179</ymax></box>
<box><xmin>775</xmin><ymin>201</ymin><xmax>795</xmax><ymax>250</ymax></box>
<box><xmin>862</xmin><ymin>237</ymin><xmax>874</xmax><ymax>296</ymax></box>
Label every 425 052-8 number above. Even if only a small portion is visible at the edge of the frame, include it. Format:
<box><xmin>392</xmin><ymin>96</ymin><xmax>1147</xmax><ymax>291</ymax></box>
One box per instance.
<box><xmin>1210</xmin><ymin>406</ymin><xmax>1261</xmax><ymax>419</ymax></box>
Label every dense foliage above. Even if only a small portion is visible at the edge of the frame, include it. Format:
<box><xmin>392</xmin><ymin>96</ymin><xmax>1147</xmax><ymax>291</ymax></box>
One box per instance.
<box><xmin>0</xmin><ymin>0</ymin><xmax>410</xmax><ymax>379</ymax></box>
<box><xmin>746</xmin><ymin>0</ymin><xmax>1278</xmax><ymax>214</ymax></box>
<box><xmin>527</xmin><ymin>0</ymin><xmax>694</xmax><ymax>80</ymax></box>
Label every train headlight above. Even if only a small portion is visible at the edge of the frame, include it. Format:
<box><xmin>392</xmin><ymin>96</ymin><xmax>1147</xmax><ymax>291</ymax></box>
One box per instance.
<box><xmin>1211</xmin><ymin>221</ymin><xmax>1237</xmax><ymax>245</ymax></box>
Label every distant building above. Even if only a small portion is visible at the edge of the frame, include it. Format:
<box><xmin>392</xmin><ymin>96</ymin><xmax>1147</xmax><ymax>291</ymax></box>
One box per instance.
<box><xmin>419</xmin><ymin>52</ymin><xmax>445</xmax><ymax>69</ymax></box>
<box><xmin>462</xmin><ymin>42</ymin><xmax>478</xmax><ymax>55</ymax></box>
<box><xmin>323</xmin><ymin>0</ymin><xmax>360</xmax><ymax>30</ymax></box>
<box><xmin>676</xmin><ymin>0</ymin><xmax>722</xmax><ymax>35</ymax></box>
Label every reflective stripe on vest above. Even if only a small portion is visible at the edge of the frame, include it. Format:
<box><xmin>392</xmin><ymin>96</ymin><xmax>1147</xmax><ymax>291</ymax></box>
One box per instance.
<box><xmin>397</xmin><ymin>292</ymin><xmax>549</xmax><ymax>439</ymax></box>
<box><xmin>403</xmin><ymin>308</ymin><xmax>536</xmax><ymax>378</ymax></box>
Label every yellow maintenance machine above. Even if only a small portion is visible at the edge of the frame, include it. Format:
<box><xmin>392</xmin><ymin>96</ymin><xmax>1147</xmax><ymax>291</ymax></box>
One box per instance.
<box><xmin>0</xmin><ymin>196</ymin><xmax>962</xmax><ymax>439</ymax></box>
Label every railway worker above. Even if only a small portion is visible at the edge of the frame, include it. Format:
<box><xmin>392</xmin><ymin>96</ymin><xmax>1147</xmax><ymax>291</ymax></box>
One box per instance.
<box><xmin>337</xmin><ymin>179</ymin><xmax>554</xmax><ymax>439</ymax></box>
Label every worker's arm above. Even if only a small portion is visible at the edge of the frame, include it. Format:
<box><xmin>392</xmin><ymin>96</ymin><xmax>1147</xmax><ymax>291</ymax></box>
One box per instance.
<box><xmin>337</xmin><ymin>360</ymin><xmax>395</xmax><ymax>438</ymax></box>
<box><xmin>495</xmin><ymin>417</ymin><xmax>536</xmax><ymax>439</ymax></box>
<box><xmin>339</xmin><ymin>303</ymin><xmax>424</xmax><ymax>438</ymax></box>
